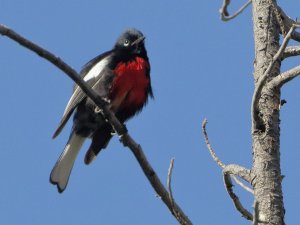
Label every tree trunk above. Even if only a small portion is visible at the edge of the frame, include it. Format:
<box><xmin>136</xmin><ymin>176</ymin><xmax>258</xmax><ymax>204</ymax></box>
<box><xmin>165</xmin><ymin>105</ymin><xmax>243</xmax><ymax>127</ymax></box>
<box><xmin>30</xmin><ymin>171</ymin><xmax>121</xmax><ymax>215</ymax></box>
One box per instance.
<box><xmin>251</xmin><ymin>0</ymin><xmax>285</xmax><ymax>224</ymax></box>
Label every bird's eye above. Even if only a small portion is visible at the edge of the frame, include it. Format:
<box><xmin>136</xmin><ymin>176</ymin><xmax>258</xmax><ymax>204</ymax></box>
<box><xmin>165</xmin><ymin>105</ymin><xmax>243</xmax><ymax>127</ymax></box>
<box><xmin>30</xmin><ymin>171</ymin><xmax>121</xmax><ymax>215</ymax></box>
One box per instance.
<box><xmin>124</xmin><ymin>39</ymin><xmax>130</xmax><ymax>46</ymax></box>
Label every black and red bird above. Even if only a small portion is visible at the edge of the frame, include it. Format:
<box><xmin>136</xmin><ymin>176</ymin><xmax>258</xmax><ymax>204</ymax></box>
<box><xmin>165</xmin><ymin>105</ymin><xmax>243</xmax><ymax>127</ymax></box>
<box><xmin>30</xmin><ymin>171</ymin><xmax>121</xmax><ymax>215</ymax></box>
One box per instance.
<box><xmin>50</xmin><ymin>28</ymin><xmax>153</xmax><ymax>193</ymax></box>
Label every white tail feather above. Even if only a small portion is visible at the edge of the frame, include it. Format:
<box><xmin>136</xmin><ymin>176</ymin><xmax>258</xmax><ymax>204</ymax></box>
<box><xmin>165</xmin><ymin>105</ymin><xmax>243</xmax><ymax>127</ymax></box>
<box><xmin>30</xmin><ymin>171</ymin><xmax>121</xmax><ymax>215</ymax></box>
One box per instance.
<box><xmin>50</xmin><ymin>133</ymin><xmax>85</xmax><ymax>192</ymax></box>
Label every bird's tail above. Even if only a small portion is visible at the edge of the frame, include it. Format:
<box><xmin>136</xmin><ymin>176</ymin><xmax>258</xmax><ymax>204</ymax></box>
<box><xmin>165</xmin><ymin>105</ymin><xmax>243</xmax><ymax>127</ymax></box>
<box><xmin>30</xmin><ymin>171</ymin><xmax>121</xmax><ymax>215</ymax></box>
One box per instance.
<box><xmin>50</xmin><ymin>132</ymin><xmax>85</xmax><ymax>193</ymax></box>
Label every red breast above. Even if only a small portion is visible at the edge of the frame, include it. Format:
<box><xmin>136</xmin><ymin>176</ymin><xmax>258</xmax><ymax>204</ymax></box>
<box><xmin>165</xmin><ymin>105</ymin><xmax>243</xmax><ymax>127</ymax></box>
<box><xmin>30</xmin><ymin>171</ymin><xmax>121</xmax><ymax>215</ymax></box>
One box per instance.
<box><xmin>109</xmin><ymin>56</ymin><xmax>150</xmax><ymax>117</ymax></box>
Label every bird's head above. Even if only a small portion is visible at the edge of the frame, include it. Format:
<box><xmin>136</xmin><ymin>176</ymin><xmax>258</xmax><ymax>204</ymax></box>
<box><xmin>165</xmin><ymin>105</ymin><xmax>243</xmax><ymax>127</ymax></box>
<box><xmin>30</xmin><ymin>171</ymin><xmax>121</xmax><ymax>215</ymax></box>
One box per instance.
<box><xmin>114</xmin><ymin>28</ymin><xmax>147</xmax><ymax>59</ymax></box>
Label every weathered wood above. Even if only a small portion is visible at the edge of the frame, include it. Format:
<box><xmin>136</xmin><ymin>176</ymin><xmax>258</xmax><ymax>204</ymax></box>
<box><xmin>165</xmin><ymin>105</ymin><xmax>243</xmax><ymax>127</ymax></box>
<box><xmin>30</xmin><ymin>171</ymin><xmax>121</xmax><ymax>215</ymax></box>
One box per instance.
<box><xmin>251</xmin><ymin>1</ymin><xmax>285</xmax><ymax>224</ymax></box>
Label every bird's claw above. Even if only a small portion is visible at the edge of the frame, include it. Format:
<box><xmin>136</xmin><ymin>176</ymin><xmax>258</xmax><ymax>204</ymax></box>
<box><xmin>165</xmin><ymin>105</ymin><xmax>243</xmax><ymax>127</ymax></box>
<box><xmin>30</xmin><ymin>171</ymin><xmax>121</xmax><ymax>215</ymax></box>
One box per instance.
<box><xmin>103</xmin><ymin>97</ymin><xmax>111</xmax><ymax>104</ymax></box>
<box><xmin>94</xmin><ymin>97</ymin><xmax>110</xmax><ymax>113</ymax></box>
<box><xmin>94</xmin><ymin>106</ymin><xmax>103</xmax><ymax>113</ymax></box>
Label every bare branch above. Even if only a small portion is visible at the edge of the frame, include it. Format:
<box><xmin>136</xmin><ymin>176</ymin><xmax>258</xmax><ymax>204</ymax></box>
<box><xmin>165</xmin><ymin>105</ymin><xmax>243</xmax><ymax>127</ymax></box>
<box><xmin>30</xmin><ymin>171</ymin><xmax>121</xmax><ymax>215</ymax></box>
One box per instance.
<box><xmin>251</xmin><ymin>25</ymin><xmax>298</xmax><ymax>132</ymax></box>
<box><xmin>121</xmin><ymin>136</ymin><xmax>192</xmax><ymax>225</ymax></box>
<box><xmin>270</xmin><ymin>65</ymin><xmax>300</xmax><ymax>88</ymax></box>
<box><xmin>219</xmin><ymin>0</ymin><xmax>252</xmax><ymax>21</ymax></box>
<box><xmin>202</xmin><ymin>119</ymin><xmax>225</xmax><ymax>169</ymax></box>
<box><xmin>0</xmin><ymin>24</ymin><xmax>193</xmax><ymax>225</ymax></box>
<box><xmin>283</xmin><ymin>46</ymin><xmax>300</xmax><ymax>59</ymax></box>
<box><xmin>223</xmin><ymin>173</ymin><xmax>253</xmax><ymax>220</ymax></box>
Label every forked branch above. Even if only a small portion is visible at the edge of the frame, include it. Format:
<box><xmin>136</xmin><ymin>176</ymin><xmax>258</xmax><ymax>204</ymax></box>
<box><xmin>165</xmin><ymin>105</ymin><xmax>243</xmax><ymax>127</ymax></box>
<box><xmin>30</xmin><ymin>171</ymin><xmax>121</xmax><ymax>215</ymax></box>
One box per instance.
<box><xmin>0</xmin><ymin>24</ymin><xmax>192</xmax><ymax>225</ymax></box>
<box><xmin>202</xmin><ymin>119</ymin><xmax>254</xmax><ymax>217</ymax></box>
<box><xmin>223</xmin><ymin>164</ymin><xmax>253</xmax><ymax>194</ymax></box>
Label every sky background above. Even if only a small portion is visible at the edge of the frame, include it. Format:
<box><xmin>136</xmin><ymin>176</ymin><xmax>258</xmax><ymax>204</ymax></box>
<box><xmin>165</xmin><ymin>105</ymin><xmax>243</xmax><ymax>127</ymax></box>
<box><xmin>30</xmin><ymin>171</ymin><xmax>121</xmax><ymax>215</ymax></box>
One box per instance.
<box><xmin>1</xmin><ymin>1</ymin><xmax>300</xmax><ymax>225</ymax></box>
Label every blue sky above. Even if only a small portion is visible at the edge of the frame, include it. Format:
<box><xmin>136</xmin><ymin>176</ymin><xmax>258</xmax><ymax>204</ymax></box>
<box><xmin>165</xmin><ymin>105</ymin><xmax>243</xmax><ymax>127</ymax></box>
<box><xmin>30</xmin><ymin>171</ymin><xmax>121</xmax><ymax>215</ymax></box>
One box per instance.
<box><xmin>1</xmin><ymin>1</ymin><xmax>300</xmax><ymax>225</ymax></box>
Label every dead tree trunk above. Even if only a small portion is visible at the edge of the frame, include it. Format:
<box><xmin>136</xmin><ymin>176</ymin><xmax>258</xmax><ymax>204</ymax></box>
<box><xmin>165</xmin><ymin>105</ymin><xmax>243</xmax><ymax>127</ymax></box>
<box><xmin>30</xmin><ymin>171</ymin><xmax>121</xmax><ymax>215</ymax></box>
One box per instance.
<box><xmin>251</xmin><ymin>0</ymin><xmax>285</xmax><ymax>224</ymax></box>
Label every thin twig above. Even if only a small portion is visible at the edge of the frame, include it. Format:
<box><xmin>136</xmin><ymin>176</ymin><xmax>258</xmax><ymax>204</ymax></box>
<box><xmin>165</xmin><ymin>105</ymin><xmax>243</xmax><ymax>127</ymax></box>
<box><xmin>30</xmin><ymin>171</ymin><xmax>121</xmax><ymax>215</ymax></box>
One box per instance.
<box><xmin>202</xmin><ymin>119</ymin><xmax>225</xmax><ymax>169</ymax></box>
<box><xmin>219</xmin><ymin>0</ymin><xmax>252</xmax><ymax>21</ymax></box>
<box><xmin>167</xmin><ymin>158</ymin><xmax>176</xmax><ymax>213</ymax></box>
<box><xmin>251</xmin><ymin>25</ymin><xmax>298</xmax><ymax>132</ymax></box>
<box><xmin>0</xmin><ymin>24</ymin><xmax>193</xmax><ymax>225</ymax></box>
<box><xmin>223</xmin><ymin>173</ymin><xmax>253</xmax><ymax>220</ymax></box>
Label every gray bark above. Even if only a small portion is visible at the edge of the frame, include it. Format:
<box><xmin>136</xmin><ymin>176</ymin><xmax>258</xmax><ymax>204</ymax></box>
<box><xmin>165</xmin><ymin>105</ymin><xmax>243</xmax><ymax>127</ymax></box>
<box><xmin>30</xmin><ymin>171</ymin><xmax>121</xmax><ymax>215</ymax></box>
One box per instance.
<box><xmin>251</xmin><ymin>0</ymin><xmax>285</xmax><ymax>224</ymax></box>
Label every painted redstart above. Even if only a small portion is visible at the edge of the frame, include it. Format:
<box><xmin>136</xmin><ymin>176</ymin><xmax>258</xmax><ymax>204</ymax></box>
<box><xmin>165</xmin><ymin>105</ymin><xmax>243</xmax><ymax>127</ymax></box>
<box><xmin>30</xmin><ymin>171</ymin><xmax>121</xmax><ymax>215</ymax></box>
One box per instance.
<box><xmin>50</xmin><ymin>28</ymin><xmax>153</xmax><ymax>193</ymax></box>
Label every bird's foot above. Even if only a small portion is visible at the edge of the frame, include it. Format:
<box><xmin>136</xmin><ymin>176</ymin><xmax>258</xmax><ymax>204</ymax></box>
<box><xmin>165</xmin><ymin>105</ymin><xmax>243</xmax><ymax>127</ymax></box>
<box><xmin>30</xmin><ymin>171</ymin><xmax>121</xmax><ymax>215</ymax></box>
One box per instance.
<box><xmin>94</xmin><ymin>106</ymin><xmax>103</xmax><ymax>113</ymax></box>
<box><xmin>103</xmin><ymin>97</ymin><xmax>111</xmax><ymax>104</ymax></box>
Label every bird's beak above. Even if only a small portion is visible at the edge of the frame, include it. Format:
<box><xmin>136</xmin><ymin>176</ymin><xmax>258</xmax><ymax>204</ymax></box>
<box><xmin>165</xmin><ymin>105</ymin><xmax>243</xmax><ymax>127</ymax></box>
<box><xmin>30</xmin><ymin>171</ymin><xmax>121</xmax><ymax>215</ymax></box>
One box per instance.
<box><xmin>131</xmin><ymin>36</ymin><xmax>145</xmax><ymax>46</ymax></box>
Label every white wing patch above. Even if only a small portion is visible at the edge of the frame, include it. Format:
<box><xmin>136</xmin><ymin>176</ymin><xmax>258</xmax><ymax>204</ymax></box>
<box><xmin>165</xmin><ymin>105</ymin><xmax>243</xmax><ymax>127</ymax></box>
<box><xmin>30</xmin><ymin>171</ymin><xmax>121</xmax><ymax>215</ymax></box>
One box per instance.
<box><xmin>84</xmin><ymin>57</ymin><xmax>109</xmax><ymax>81</ymax></box>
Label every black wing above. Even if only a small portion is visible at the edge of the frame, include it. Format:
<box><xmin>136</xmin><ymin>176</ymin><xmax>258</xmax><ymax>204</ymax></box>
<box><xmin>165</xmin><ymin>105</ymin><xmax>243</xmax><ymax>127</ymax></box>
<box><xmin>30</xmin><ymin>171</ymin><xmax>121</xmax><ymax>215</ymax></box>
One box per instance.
<box><xmin>52</xmin><ymin>51</ymin><xmax>114</xmax><ymax>139</ymax></box>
